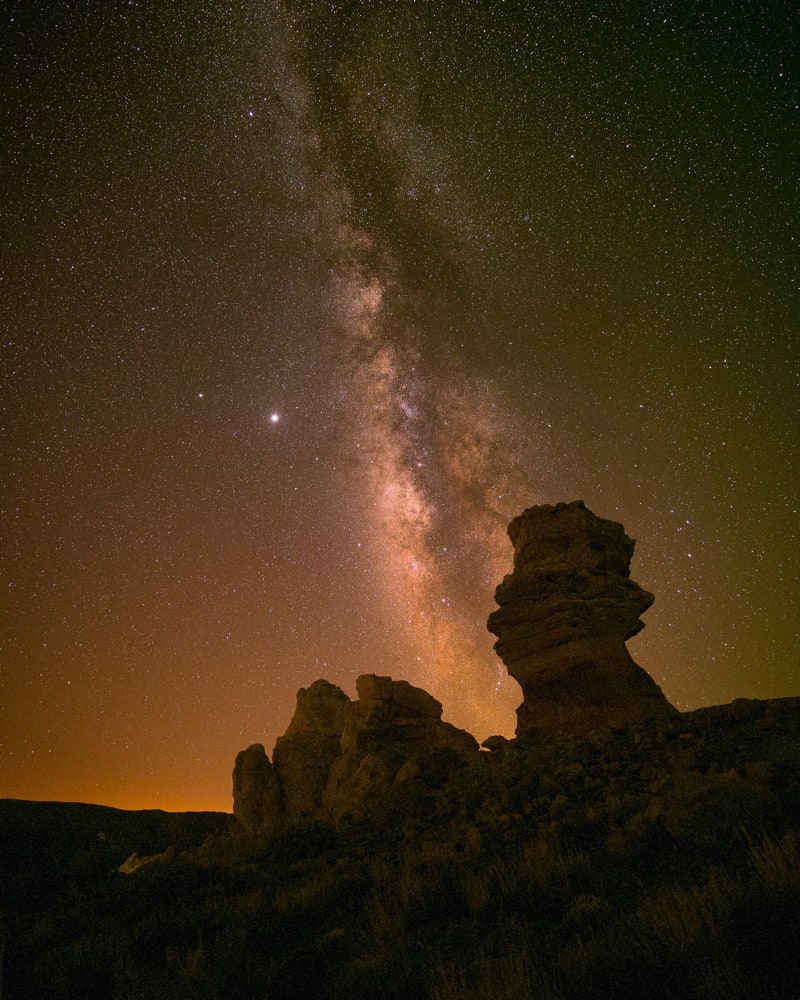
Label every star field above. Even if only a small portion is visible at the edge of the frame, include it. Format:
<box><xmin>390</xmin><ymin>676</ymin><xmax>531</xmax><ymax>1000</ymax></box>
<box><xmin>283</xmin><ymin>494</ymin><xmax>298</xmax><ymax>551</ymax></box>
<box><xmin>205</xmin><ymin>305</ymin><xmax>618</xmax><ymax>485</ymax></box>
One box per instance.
<box><xmin>1</xmin><ymin>1</ymin><xmax>797</xmax><ymax>811</ymax></box>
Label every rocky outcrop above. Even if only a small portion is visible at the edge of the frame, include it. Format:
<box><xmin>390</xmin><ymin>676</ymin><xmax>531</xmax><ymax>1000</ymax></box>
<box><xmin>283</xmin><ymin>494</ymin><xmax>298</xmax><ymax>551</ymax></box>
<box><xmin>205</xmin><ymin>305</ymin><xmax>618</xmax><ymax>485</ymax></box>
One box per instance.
<box><xmin>487</xmin><ymin>500</ymin><xmax>677</xmax><ymax>735</ymax></box>
<box><xmin>232</xmin><ymin>674</ymin><xmax>478</xmax><ymax>837</ymax></box>
<box><xmin>232</xmin><ymin>503</ymin><xmax>684</xmax><ymax>838</ymax></box>
<box><xmin>232</xmin><ymin>744</ymin><xmax>282</xmax><ymax>836</ymax></box>
<box><xmin>324</xmin><ymin>674</ymin><xmax>478</xmax><ymax>821</ymax></box>
<box><xmin>342</xmin><ymin>674</ymin><xmax>476</xmax><ymax>756</ymax></box>
<box><xmin>273</xmin><ymin>679</ymin><xmax>350</xmax><ymax>819</ymax></box>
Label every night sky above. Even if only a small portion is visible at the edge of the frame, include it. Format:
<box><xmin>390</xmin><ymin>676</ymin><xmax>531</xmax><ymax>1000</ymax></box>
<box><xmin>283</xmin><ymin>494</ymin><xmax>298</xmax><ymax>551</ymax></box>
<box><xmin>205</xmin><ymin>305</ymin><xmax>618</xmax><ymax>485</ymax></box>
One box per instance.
<box><xmin>2</xmin><ymin>1</ymin><xmax>797</xmax><ymax>812</ymax></box>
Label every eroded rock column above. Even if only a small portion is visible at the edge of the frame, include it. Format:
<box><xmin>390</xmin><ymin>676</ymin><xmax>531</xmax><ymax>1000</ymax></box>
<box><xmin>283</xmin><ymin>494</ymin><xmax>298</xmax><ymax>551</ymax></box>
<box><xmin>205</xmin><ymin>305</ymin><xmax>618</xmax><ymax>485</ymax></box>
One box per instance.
<box><xmin>488</xmin><ymin>500</ymin><xmax>677</xmax><ymax>734</ymax></box>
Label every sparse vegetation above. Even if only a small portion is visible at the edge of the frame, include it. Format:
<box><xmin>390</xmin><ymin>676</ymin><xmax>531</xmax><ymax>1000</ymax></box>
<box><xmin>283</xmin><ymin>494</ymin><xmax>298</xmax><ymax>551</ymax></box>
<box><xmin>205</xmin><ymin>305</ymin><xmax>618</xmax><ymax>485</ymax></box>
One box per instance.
<box><xmin>2</xmin><ymin>707</ymin><xmax>799</xmax><ymax>999</ymax></box>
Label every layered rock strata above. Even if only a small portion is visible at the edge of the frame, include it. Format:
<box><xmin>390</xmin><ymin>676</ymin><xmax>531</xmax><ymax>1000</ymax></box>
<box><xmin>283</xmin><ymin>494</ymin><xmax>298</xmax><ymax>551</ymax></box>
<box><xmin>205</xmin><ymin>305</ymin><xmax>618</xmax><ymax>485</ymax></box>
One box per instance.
<box><xmin>487</xmin><ymin>500</ymin><xmax>677</xmax><ymax>734</ymax></box>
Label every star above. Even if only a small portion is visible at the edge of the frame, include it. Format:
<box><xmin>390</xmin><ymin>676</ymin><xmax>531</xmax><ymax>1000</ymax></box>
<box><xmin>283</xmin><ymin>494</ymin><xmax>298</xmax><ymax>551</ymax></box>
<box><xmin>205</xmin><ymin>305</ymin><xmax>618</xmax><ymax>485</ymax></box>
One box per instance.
<box><xmin>1</xmin><ymin>0</ymin><xmax>794</xmax><ymax>812</ymax></box>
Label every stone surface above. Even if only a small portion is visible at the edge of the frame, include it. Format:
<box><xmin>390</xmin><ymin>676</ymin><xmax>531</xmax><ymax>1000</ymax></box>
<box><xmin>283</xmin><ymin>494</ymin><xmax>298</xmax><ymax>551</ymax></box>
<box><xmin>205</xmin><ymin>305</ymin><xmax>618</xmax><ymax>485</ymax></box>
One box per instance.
<box><xmin>488</xmin><ymin>500</ymin><xmax>677</xmax><ymax>734</ymax></box>
<box><xmin>325</xmin><ymin>674</ymin><xmax>478</xmax><ymax>820</ymax></box>
<box><xmin>232</xmin><ymin>674</ymin><xmax>478</xmax><ymax>834</ymax></box>
<box><xmin>281</xmin><ymin>678</ymin><xmax>351</xmax><ymax>738</ymax></box>
<box><xmin>231</xmin><ymin>744</ymin><xmax>282</xmax><ymax>836</ymax></box>
<box><xmin>342</xmin><ymin>674</ymin><xmax>476</xmax><ymax>755</ymax></box>
<box><xmin>272</xmin><ymin>679</ymin><xmax>349</xmax><ymax>819</ymax></box>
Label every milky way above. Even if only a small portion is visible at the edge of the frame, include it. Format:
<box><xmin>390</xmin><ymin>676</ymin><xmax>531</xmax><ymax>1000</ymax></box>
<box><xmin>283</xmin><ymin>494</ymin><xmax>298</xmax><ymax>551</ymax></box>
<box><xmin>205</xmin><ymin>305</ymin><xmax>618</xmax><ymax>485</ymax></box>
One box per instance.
<box><xmin>2</xmin><ymin>1</ymin><xmax>796</xmax><ymax>810</ymax></box>
<box><xmin>256</xmin><ymin>4</ymin><xmax>542</xmax><ymax>732</ymax></box>
<box><xmin>329</xmin><ymin>235</ymin><xmax>531</xmax><ymax>733</ymax></box>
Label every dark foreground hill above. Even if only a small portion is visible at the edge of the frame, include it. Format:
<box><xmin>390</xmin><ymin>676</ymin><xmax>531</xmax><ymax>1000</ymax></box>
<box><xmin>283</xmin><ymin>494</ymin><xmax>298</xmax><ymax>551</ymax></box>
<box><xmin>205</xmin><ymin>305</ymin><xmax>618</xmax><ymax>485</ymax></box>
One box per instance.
<box><xmin>2</xmin><ymin>697</ymin><xmax>799</xmax><ymax>1000</ymax></box>
<box><xmin>0</xmin><ymin>799</ymin><xmax>228</xmax><ymax>908</ymax></box>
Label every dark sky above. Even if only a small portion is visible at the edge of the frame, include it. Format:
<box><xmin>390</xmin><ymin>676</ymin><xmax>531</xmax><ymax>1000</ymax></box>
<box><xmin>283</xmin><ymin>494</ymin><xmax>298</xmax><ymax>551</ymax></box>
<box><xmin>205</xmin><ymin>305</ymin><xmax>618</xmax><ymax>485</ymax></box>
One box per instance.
<box><xmin>2</xmin><ymin>1</ymin><xmax>797</xmax><ymax>811</ymax></box>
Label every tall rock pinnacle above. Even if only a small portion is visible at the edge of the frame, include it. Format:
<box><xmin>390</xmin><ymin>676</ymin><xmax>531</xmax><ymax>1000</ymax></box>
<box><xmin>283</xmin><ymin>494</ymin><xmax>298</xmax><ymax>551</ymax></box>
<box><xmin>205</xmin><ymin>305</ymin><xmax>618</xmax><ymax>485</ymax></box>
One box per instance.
<box><xmin>487</xmin><ymin>500</ymin><xmax>677</xmax><ymax>734</ymax></box>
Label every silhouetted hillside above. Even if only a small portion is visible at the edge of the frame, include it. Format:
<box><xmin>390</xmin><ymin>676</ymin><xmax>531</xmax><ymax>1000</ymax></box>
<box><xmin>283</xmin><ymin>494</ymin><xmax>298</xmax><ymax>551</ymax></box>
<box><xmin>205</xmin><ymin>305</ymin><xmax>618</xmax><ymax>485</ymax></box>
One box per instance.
<box><xmin>0</xmin><ymin>799</ymin><xmax>228</xmax><ymax>911</ymax></box>
<box><xmin>2</xmin><ymin>699</ymin><xmax>799</xmax><ymax>1000</ymax></box>
<box><xmin>2</xmin><ymin>505</ymin><xmax>798</xmax><ymax>999</ymax></box>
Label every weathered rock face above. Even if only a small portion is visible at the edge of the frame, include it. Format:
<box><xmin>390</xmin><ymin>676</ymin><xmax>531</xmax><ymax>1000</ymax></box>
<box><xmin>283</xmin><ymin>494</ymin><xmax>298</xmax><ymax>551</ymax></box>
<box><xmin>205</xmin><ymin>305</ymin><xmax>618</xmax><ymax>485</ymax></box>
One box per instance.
<box><xmin>272</xmin><ymin>679</ymin><xmax>349</xmax><ymax>819</ymax></box>
<box><xmin>325</xmin><ymin>674</ymin><xmax>478</xmax><ymax>821</ymax></box>
<box><xmin>232</xmin><ymin>744</ymin><xmax>282</xmax><ymax>836</ymax></box>
<box><xmin>342</xmin><ymin>674</ymin><xmax>476</xmax><ymax>755</ymax></box>
<box><xmin>487</xmin><ymin>500</ymin><xmax>677</xmax><ymax>735</ymax></box>
<box><xmin>232</xmin><ymin>674</ymin><xmax>478</xmax><ymax>837</ymax></box>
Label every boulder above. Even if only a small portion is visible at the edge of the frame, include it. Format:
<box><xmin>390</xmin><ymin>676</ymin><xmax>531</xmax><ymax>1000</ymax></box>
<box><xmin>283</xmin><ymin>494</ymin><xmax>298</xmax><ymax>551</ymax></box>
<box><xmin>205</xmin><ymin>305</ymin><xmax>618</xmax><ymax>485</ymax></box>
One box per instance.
<box><xmin>233</xmin><ymin>674</ymin><xmax>480</xmax><ymax>833</ymax></box>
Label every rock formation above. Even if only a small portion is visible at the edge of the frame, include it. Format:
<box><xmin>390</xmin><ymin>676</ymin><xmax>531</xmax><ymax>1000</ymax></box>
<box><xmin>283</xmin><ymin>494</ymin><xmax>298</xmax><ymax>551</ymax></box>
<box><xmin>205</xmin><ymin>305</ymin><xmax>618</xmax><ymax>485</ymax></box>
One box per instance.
<box><xmin>487</xmin><ymin>500</ymin><xmax>677</xmax><ymax>734</ymax></box>
<box><xmin>341</xmin><ymin>674</ymin><xmax>476</xmax><ymax>756</ymax></box>
<box><xmin>232</xmin><ymin>674</ymin><xmax>478</xmax><ymax>837</ymax></box>
<box><xmin>232</xmin><ymin>502</ymin><xmax>683</xmax><ymax>837</ymax></box>
<box><xmin>273</xmin><ymin>679</ymin><xmax>350</xmax><ymax>819</ymax></box>
<box><xmin>324</xmin><ymin>674</ymin><xmax>478</xmax><ymax>822</ymax></box>
<box><xmin>232</xmin><ymin>744</ymin><xmax>281</xmax><ymax>836</ymax></box>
